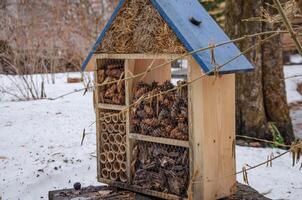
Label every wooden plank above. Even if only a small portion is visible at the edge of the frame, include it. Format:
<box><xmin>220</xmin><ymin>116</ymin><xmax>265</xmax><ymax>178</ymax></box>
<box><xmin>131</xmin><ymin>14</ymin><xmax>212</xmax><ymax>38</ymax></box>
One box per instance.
<box><xmin>95</xmin><ymin>59</ymin><xmax>101</xmax><ymax>181</ymax></box>
<box><xmin>187</xmin><ymin>56</ymin><xmax>195</xmax><ymax>192</ymax></box>
<box><xmin>95</xmin><ymin>54</ymin><xmax>179</xmax><ymax>60</ymax></box>
<box><xmin>125</xmin><ymin>60</ymin><xmax>136</xmax><ymax>183</ymax></box>
<box><xmin>188</xmin><ymin>57</ymin><xmax>204</xmax><ymax>200</ymax></box>
<box><xmin>131</xmin><ymin>59</ymin><xmax>172</xmax><ymax>91</ymax></box>
<box><xmin>98</xmin><ymin>103</ymin><xmax>127</xmax><ymax>111</ymax></box>
<box><xmin>188</xmin><ymin>57</ymin><xmax>236</xmax><ymax>200</ymax></box>
<box><xmin>48</xmin><ymin>185</ymin><xmax>158</xmax><ymax>200</ymax></box>
<box><xmin>99</xmin><ymin>178</ymin><xmax>183</xmax><ymax>200</ymax></box>
<box><xmin>129</xmin><ymin>133</ymin><xmax>189</xmax><ymax>148</ymax></box>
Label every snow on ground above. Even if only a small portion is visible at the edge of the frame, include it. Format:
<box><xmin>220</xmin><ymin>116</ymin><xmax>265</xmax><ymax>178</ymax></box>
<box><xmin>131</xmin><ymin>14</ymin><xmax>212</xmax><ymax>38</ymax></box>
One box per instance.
<box><xmin>284</xmin><ymin>64</ymin><xmax>302</xmax><ymax>104</ymax></box>
<box><xmin>0</xmin><ymin>73</ymin><xmax>100</xmax><ymax>200</ymax></box>
<box><xmin>0</xmin><ymin>71</ymin><xmax>302</xmax><ymax>200</ymax></box>
<box><xmin>284</xmin><ymin>64</ymin><xmax>302</xmax><ymax>139</ymax></box>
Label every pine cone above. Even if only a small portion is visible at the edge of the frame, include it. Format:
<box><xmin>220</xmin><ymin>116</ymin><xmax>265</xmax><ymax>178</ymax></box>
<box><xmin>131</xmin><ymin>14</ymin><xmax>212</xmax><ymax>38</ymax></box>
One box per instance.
<box><xmin>106</xmin><ymin>68</ymin><xmax>123</xmax><ymax>79</ymax></box>
<box><xmin>158</xmin><ymin>108</ymin><xmax>170</xmax><ymax>120</ymax></box>
<box><xmin>142</xmin><ymin>118</ymin><xmax>159</xmax><ymax>127</ymax></box>
<box><xmin>98</xmin><ymin>69</ymin><xmax>105</xmax><ymax>83</ymax></box>
<box><xmin>178</xmin><ymin>123</ymin><xmax>188</xmax><ymax>134</ymax></box>
<box><xmin>141</xmin><ymin>123</ymin><xmax>153</xmax><ymax>135</ymax></box>
<box><xmin>144</xmin><ymin>105</ymin><xmax>154</xmax><ymax>117</ymax></box>
<box><xmin>151</xmin><ymin>128</ymin><xmax>164</xmax><ymax>137</ymax></box>
<box><xmin>107</xmin><ymin>64</ymin><xmax>121</xmax><ymax>70</ymax></box>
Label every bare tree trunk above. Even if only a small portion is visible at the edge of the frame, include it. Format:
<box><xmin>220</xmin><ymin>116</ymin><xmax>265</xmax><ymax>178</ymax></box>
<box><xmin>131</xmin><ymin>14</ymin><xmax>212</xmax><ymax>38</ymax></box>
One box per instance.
<box><xmin>262</xmin><ymin>1</ymin><xmax>295</xmax><ymax>143</ymax></box>
<box><xmin>225</xmin><ymin>0</ymin><xmax>295</xmax><ymax>144</ymax></box>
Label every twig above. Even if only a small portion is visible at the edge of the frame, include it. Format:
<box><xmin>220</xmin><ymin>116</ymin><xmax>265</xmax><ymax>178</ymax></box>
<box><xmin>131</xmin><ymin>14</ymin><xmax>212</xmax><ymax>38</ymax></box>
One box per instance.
<box><xmin>273</xmin><ymin>0</ymin><xmax>302</xmax><ymax>55</ymax></box>
<box><xmin>284</xmin><ymin>74</ymin><xmax>302</xmax><ymax>80</ymax></box>
<box><xmin>48</xmin><ymin>30</ymin><xmax>286</xmax><ymax>101</ymax></box>
<box><xmin>235</xmin><ymin>150</ymin><xmax>290</xmax><ymax>176</ymax></box>
<box><xmin>236</xmin><ymin>135</ymin><xmax>290</xmax><ymax>148</ymax></box>
<box><xmin>85</xmin><ymin>33</ymin><xmax>280</xmax><ymax>136</ymax></box>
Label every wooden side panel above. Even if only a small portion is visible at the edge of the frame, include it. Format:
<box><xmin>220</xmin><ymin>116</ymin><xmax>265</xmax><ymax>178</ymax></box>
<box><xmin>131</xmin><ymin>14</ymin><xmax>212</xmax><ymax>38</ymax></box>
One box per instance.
<box><xmin>94</xmin><ymin>58</ymin><xmax>101</xmax><ymax>181</ymax></box>
<box><xmin>132</xmin><ymin>59</ymin><xmax>171</xmax><ymax>89</ymax></box>
<box><xmin>188</xmin><ymin>57</ymin><xmax>236</xmax><ymax>200</ymax></box>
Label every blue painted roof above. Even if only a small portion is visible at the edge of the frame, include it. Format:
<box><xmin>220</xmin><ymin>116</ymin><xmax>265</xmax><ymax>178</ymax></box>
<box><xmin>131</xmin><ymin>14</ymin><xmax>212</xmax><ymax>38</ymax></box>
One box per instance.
<box><xmin>82</xmin><ymin>0</ymin><xmax>254</xmax><ymax>74</ymax></box>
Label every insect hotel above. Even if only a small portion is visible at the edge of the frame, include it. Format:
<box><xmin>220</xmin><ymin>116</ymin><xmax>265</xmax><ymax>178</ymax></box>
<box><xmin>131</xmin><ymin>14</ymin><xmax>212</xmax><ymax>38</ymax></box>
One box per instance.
<box><xmin>82</xmin><ymin>0</ymin><xmax>253</xmax><ymax>199</ymax></box>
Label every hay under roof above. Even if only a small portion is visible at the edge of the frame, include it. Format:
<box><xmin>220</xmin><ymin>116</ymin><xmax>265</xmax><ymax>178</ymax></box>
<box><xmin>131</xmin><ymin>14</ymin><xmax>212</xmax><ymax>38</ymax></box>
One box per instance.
<box><xmin>96</xmin><ymin>0</ymin><xmax>186</xmax><ymax>54</ymax></box>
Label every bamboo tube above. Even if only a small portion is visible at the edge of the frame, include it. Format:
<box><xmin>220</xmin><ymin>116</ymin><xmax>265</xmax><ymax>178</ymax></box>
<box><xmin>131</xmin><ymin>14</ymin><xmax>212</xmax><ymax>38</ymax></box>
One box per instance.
<box><xmin>109</xmin><ymin>134</ymin><xmax>115</xmax><ymax>143</ymax></box>
<box><xmin>101</xmin><ymin>133</ymin><xmax>109</xmax><ymax>143</ymax></box>
<box><xmin>100</xmin><ymin>153</ymin><xmax>107</xmax><ymax>164</ymax></box>
<box><xmin>100</xmin><ymin>122</ymin><xmax>107</xmax><ymax>132</ymax></box>
<box><xmin>100</xmin><ymin>113</ymin><xmax>105</xmax><ymax>122</ymax></box>
<box><xmin>119</xmin><ymin>171</ymin><xmax>127</xmax><ymax>183</ymax></box>
<box><xmin>107</xmin><ymin>124</ymin><xmax>114</xmax><ymax>133</ymax></box>
<box><xmin>105</xmin><ymin>162</ymin><xmax>113</xmax><ymax>171</ymax></box>
<box><xmin>119</xmin><ymin>112</ymin><xmax>126</xmax><ymax>122</ymax></box>
<box><xmin>121</xmin><ymin>162</ymin><xmax>127</xmax><ymax>172</ymax></box>
<box><xmin>103</xmin><ymin>143</ymin><xmax>110</xmax><ymax>152</ymax></box>
<box><xmin>113</xmin><ymin>124</ymin><xmax>119</xmax><ymax>133</ymax></box>
<box><xmin>112</xmin><ymin>143</ymin><xmax>119</xmax><ymax>153</ymax></box>
<box><xmin>118</xmin><ymin>124</ymin><xmax>126</xmax><ymax>134</ymax></box>
<box><xmin>114</xmin><ymin>134</ymin><xmax>123</xmax><ymax>144</ymax></box>
<box><xmin>107</xmin><ymin>151</ymin><xmax>115</xmax><ymax>163</ymax></box>
<box><xmin>101</xmin><ymin>169</ymin><xmax>109</xmax><ymax>179</ymax></box>
<box><xmin>116</xmin><ymin>153</ymin><xmax>124</xmax><ymax>163</ymax></box>
<box><xmin>112</xmin><ymin>114</ymin><xmax>119</xmax><ymax>123</ymax></box>
<box><xmin>122</xmin><ymin>135</ymin><xmax>126</xmax><ymax>143</ymax></box>
<box><xmin>110</xmin><ymin>171</ymin><xmax>118</xmax><ymax>181</ymax></box>
<box><xmin>119</xmin><ymin>144</ymin><xmax>126</xmax><ymax>154</ymax></box>
<box><xmin>104</xmin><ymin>114</ymin><xmax>112</xmax><ymax>124</ymax></box>
<box><xmin>113</xmin><ymin>161</ymin><xmax>121</xmax><ymax>172</ymax></box>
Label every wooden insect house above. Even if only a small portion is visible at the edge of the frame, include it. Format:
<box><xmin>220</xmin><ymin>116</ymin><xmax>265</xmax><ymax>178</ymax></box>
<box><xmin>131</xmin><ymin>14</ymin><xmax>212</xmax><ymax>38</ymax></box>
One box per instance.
<box><xmin>82</xmin><ymin>0</ymin><xmax>253</xmax><ymax>199</ymax></box>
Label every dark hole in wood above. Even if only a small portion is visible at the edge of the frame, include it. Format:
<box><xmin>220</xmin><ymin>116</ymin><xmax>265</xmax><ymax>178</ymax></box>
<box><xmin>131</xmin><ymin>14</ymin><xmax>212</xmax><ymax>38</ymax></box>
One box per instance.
<box><xmin>189</xmin><ymin>17</ymin><xmax>202</xmax><ymax>26</ymax></box>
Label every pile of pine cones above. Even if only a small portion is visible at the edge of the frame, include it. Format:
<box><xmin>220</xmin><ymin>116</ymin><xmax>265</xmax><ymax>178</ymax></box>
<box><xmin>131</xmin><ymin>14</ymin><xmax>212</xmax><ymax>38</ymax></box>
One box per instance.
<box><xmin>131</xmin><ymin>81</ymin><xmax>188</xmax><ymax>140</ymax></box>
<box><xmin>98</xmin><ymin>63</ymin><xmax>125</xmax><ymax>105</ymax></box>
<box><xmin>132</xmin><ymin>142</ymin><xmax>189</xmax><ymax>197</ymax></box>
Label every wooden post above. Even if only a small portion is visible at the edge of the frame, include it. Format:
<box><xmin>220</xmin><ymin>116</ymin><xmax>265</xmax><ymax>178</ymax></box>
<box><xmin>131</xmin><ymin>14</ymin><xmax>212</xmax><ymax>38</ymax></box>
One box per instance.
<box><xmin>188</xmin><ymin>57</ymin><xmax>236</xmax><ymax>200</ymax></box>
<box><xmin>94</xmin><ymin>58</ymin><xmax>101</xmax><ymax>181</ymax></box>
<box><xmin>125</xmin><ymin>59</ymin><xmax>135</xmax><ymax>183</ymax></box>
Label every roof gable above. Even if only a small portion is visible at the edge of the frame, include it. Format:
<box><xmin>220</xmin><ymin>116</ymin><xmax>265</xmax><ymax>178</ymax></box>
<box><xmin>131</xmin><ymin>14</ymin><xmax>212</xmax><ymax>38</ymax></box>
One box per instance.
<box><xmin>82</xmin><ymin>0</ymin><xmax>254</xmax><ymax>74</ymax></box>
<box><xmin>96</xmin><ymin>0</ymin><xmax>186</xmax><ymax>54</ymax></box>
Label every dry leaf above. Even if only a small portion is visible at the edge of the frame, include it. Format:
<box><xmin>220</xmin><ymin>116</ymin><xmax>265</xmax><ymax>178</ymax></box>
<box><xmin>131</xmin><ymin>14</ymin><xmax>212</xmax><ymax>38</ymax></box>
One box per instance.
<box><xmin>0</xmin><ymin>156</ymin><xmax>8</xmax><ymax>160</ymax></box>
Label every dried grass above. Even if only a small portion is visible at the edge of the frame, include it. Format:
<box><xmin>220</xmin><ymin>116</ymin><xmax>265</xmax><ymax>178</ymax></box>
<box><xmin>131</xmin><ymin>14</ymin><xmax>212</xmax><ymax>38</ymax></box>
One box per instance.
<box><xmin>244</xmin><ymin>0</ymin><xmax>300</xmax><ymax>24</ymax></box>
<box><xmin>97</xmin><ymin>0</ymin><xmax>186</xmax><ymax>54</ymax></box>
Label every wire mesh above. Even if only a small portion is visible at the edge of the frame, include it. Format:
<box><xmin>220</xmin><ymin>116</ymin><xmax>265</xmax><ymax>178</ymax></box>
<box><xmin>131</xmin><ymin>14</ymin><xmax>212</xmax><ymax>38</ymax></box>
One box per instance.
<box><xmin>131</xmin><ymin>80</ymin><xmax>188</xmax><ymax>140</ymax></box>
<box><xmin>132</xmin><ymin>141</ymin><xmax>189</xmax><ymax>197</ymax></box>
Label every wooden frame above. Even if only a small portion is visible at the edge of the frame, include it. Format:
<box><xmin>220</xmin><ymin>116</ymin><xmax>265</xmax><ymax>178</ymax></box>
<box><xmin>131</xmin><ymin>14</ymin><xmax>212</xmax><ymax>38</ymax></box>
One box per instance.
<box><xmin>94</xmin><ymin>54</ymin><xmax>236</xmax><ymax>200</ymax></box>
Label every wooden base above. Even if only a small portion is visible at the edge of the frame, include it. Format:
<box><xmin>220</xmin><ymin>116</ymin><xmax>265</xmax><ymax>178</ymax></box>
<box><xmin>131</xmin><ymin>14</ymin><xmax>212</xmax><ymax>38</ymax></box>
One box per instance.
<box><xmin>98</xmin><ymin>178</ymin><xmax>183</xmax><ymax>200</ymax></box>
<box><xmin>49</xmin><ymin>183</ymin><xmax>271</xmax><ymax>200</ymax></box>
